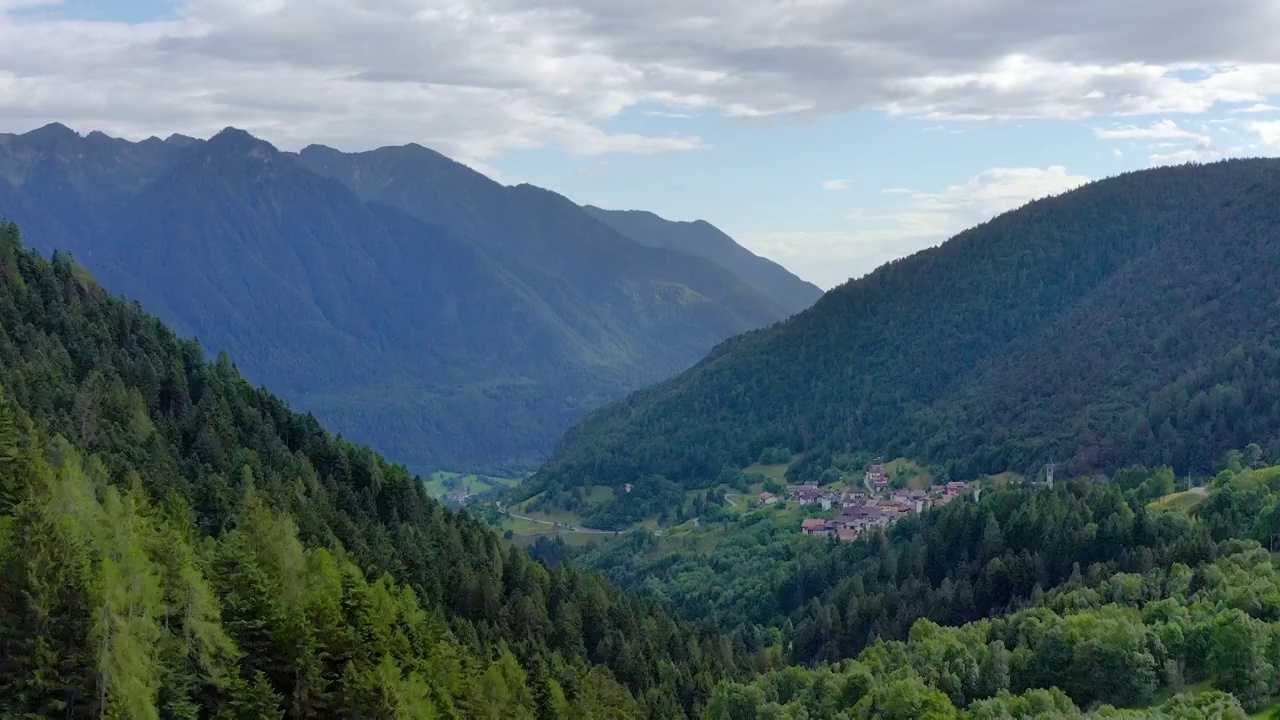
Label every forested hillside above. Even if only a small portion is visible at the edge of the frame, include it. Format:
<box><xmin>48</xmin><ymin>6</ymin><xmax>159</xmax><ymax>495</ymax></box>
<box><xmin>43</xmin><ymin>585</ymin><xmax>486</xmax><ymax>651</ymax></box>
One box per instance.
<box><xmin>0</xmin><ymin>222</ymin><xmax>737</xmax><ymax>718</ymax></box>
<box><xmin>532</xmin><ymin>159</ymin><xmax>1280</xmax><ymax>501</ymax></box>
<box><xmin>0</xmin><ymin>124</ymin><xmax>794</xmax><ymax>475</ymax></box>
<box><xmin>580</xmin><ymin>206</ymin><xmax>823</xmax><ymax>316</ymax></box>
<box><xmin>563</xmin><ymin>460</ymin><xmax>1280</xmax><ymax>716</ymax></box>
<box><xmin>10</xmin><ymin>215</ymin><xmax>1280</xmax><ymax>717</ymax></box>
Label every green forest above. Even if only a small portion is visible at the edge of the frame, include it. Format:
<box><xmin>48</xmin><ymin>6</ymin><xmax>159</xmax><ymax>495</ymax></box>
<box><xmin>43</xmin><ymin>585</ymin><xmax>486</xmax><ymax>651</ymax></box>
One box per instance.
<box><xmin>529</xmin><ymin>159</ymin><xmax>1280</xmax><ymax>514</ymax></box>
<box><xmin>0</xmin><ymin>222</ymin><xmax>735</xmax><ymax>718</ymax></box>
<box><xmin>554</xmin><ymin>460</ymin><xmax>1280</xmax><ymax>717</ymax></box>
<box><xmin>13</xmin><ymin>150</ymin><xmax>1280</xmax><ymax>718</ymax></box>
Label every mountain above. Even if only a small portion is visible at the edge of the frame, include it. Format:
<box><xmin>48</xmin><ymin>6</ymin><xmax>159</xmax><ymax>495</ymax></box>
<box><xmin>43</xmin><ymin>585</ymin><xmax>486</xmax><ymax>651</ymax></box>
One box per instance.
<box><xmin>530</xmin><ymin>159</ymin><xmax>1280</xmax><ymax>509</ymax></box>
<box><xmin>0</xmin><ymin>124</ymin><xmax>796</xmax><ymax>474</ymax></box>
<box><xmin>7</xmin><ymin>214</ymin><xmax>1273</xmax><ymax>720</ymax></box>
<box><xmin>0</xmin><ymin>221</ymin><xmax>735</xmax><ymax>717</ymax></box>
<box><xmin>580</xmin><ymin>206</ymin><xmax>823</xmax><ymax>315</ymax></box>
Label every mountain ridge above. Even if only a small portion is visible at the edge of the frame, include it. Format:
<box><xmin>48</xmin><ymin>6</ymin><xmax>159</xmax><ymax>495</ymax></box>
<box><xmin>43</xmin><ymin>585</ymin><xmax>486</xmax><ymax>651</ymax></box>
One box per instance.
<box><xmin>581</xmin><ymin>204</ymin><xmax>823</xmax><ymax>315</ymax></box>
<box><xmin>530</xmin><ymin>158</ymin><xmax>1280</xmax><ymax>510</ymax></box>
<box><xmin>0</xmin><ymin>123</ymin><xmax>801</xmax><ymax>473</ymax></box>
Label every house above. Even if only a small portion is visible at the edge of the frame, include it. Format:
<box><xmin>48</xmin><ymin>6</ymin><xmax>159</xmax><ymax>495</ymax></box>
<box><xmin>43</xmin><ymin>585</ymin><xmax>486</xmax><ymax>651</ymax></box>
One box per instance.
<box><xmin>624</xmin><ymin>483</ymin><xmax>633</xmax><ymax>493</ymax></box>
<box><xmin>788</xmin><ymin>484</ymin><xmax>823</xmax><ymax>505</ymax></box>
<box><xmin>802</xmin><ymin>518</ymin><xmax>833</xmax><ymax>536</ymax></box>
<box><xmin>945</xmin><ymin>481</ymin><xmax>968</xmax><ymax>497</ymax></box>
<box><xmin>837</xmin><ymin>528</ymin><xmax>859</xmax><ymax>542</ymax></box>
<box><xmin>837</xmin><ymin>507</ymin><xmax>892</xmax><ymax>533</ymax></box>
<box><xmin>818</xmin><ymin>495</ymin><xmax>834</xmax><ymax>511</ymax></box>
<box><xmin>760</xmin><ymin>491</ymin><xmax>780</xmax><ymax>506</ymax></box>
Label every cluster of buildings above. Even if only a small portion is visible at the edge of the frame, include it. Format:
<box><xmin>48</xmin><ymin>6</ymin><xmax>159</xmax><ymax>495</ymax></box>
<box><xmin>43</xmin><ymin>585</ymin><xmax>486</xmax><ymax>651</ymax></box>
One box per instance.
<box><xmin>794</xmin><ymin>480</ymin><xmax>972</xmax><ymax>542</ymax></box>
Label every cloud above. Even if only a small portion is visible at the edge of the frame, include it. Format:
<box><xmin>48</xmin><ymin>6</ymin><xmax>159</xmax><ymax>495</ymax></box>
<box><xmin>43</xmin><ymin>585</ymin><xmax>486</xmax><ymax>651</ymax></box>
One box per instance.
<box><xmin>1245</xmin><ymin>120</ymin><xmax>1280</xmax><ymax>148</ymax></box>
<box><xmin>3</xmin><ymin>0</ymin><xmax>1280</xmax><ymax>160</ymax></box>
<box><xmin>1093</xmin><ymin>119</ymin><xmax>1225</xmax><ymax>166</ymax></box>
<box><xmin>1093</xmin><ymin>119</ymin><xmax>1207</xmax><ymax>141</ymax></box>
<box><xmin>1113</xmin><ymin>148</ymin><xmax>1123</xmax><ymax>158</ymax></box>
<box><xmin>821</xmin><ymin>178</ymin><xmax>853</xmax><ymax>190</ymax></box>
<box><xmin>743</xmin><ymin>165</ymin><xmax>1089</xmax><ymax>288</ymax></box>
<box><xmin>1148</xmin><ymin>139</ymin><xmax>1221</xmax><ymax>165</ymax></box>
<box><xmin>1235</xmin><ymin>103</ymin><xmax>1280</xmax><ymax>113</ymax></box>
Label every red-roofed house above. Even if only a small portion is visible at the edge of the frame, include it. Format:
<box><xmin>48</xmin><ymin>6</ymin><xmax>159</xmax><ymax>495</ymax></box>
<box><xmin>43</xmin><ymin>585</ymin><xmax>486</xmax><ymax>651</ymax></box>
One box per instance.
<box><xmin>801</xmin><ymin>518</ymin><xmax>832</xmax><ymax>536</ymax></box>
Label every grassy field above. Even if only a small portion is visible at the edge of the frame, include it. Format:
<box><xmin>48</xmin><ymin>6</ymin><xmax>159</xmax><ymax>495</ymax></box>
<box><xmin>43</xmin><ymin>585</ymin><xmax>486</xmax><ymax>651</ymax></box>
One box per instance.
<box><xmin>507</xmin><ymin>529</ymin><xmax>610</xmax><ymax>548</ymax></box>
<box><xmin>885</xmin><ymin>457</ymin><xmax>934</xmax><ymax>489</ymax></box>
<box><xmin>505</xmin><ymin>485</ymin><xmax>615</xmax><ymax>528</ymax></box>
<box><xmin>984</xmin><ymin>471</ymin><xmax>1025</xmax><ymax>487</ymax></box>
<box><xmin>743</xmin><ymin>460</ymin><xmax>792</xmax><ymax>482</ymax></box>
<box><xmin>1148</xmin><ymin>487</ymin><xmax>1210</xmax><ymax>513</ymax></box>
<box><xmin>506</xmin><ymin>493</ymin><xmax>583</xmax><ymax>526</ymax></box>
<box><xmin>423</xmin><ymin>470</ymin><xmax>520</xmax><ymax>497</ymax></box>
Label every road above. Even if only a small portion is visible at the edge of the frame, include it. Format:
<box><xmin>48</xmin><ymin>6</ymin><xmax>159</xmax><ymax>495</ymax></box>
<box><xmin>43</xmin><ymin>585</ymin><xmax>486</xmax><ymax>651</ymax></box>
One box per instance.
<box><xmin>724</xmin><ymin>493</ymin><xmax>749</xmax><ymax>508</ymax></box>
<box><xmin>505</xmin><ymin>512</ymin><xmax>614</xmax><ymax>534</ymax></box>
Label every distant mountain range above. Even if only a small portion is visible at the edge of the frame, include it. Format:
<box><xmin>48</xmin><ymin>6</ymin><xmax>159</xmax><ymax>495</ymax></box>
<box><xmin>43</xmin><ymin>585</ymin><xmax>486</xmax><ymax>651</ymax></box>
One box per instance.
<box><xmin>0</xmin><ymin>122</ymin><xmax>818</xmax><ymax>473</ymax></box>
<box><xmin>532</xmin><ymin>159</ymin><xmax>1280</xmax><ymax>509</ymax></box>
<box><xmin>580</xmin><ymin>206</ymin><xmax>823</xmax><ymax>314</ymax></box>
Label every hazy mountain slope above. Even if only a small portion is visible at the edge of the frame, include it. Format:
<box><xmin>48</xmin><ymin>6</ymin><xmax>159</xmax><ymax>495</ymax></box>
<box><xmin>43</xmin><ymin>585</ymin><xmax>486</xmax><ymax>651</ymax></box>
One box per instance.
<box><xmin>531</xmin><ymin>159</ymin><xmax>1280</xmax><ymax>499</ymax></box>
<box><xmin>0</xmin><ymin>123</ymin><xmax>194</xmax><ymax>251</ymax></box>
<box><xmin>0</xmin><ymin>124</ymin><xmax>793</xmax><ymax>473</ymax></box>
<box><xmin>294</xmin><ymin>143</ymin><xmax>790</xmax><ymax>331</ymax></box>
<box><xmin>582</xmin><ymin>205</ymin><xmax>823</xmax><ymax>315</ymax></box>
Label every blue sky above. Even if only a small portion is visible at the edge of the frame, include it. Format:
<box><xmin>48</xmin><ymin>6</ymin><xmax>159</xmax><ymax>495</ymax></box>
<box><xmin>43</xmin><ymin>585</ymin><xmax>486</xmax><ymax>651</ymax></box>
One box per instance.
<box><xmin>4</xmin><ymin>0</ymin><xmax>1280</xmax><ymax>288</ymax></box>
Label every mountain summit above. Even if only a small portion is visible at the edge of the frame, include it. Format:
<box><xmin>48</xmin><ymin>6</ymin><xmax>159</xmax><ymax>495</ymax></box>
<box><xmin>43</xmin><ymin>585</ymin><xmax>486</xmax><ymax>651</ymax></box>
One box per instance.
<box><xmin>0</xmin><ymin>125</ymin><xmax>803</xmax><ymax>473</ymax></box>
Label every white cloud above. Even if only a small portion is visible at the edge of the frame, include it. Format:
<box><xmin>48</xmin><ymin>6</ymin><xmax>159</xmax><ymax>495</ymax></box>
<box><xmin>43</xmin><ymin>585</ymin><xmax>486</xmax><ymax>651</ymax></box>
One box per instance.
<box><xmin>1112</xmin><ymin>148</ymin><xmax>1123</xmax><ymax>157</ymax></box>
<box><xmin>1235</xmin><ymin>103</ymin><xmax>1280</xmax><ymax>113</ymax></box>
<box><xmin>743</xmin><ymin>166</ymin><xmax>1089</xmax><ymax>288</ymax></box>
<box><xmin>1148</xmin><ymin>140</ymin><xmax>1221</xmax><ymax>165</ymax></box>
<box><xmin>1093</xmin><ymin>119</ymin><xmax>1226</xmax><ymax>166</ymax></box>
<box><xmin>3</xmin><ymin>0</ymin><xmax>1280</xmax><ymax>159</ymax></box>
<box><xmin>821</xmin><ymin>178</ymin><xmax>853</xmax><ymax>190</ymax></box>
<box><xmin>1245</xmin><ymin>120</ymin><xmax>1280</xmax><ymax>148</ymax></box>
<box><xmin>1093</xmin><ymin>119</ymin><xmax>1207</xmax><ymax>141</ymax></box>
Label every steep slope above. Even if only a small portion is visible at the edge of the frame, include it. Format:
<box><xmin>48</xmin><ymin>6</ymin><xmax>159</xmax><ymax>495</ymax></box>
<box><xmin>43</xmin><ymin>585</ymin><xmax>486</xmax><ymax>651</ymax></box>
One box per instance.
<box><xmin>294</xmin><ymin>143</ymin><xmax>788</xmax><ymax>334</ymax></box>
<box><xmin>0</xmin><ymin>221</ymin><xmax>734</xmax><ymax>717</ymax></box>
<box><xmin>582</xmin><ymin>205</ymin><xmax>823</xmax><ymax>315</ymax></box>
<box><xmin>0</xmin><ymin>125</ymin><xmax>795</xmax><ymax>474</ymax></box>
<box><xmin>532</xmin><ymin>159</ymin><xmax>1280</xmax><ymax>502</ymax></box>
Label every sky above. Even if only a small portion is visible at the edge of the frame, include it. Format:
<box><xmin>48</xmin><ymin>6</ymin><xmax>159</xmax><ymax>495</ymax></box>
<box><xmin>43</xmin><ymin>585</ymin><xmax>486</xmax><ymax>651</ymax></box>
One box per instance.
<box><xmin>4</xmin><ymin>1</ymin><xmax>1280</xmax><ymax>288</ymax></box>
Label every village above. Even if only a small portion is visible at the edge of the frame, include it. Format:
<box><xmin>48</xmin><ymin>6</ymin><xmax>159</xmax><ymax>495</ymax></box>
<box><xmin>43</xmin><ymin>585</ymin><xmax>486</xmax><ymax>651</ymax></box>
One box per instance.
<box><xmin>756</xmin><ymin>462</ymin><xmax>973</xmax><ymax>542</ymax></box>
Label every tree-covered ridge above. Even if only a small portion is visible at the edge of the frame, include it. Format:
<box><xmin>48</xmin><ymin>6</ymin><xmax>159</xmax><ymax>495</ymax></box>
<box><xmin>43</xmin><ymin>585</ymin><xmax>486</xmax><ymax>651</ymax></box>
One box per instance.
<box><xmin>0</xmin><ymin>222</ymin><xmax>734</xmax><ymax>718</ymax></box>
<box><xmin>705</xmin><ymin>543</ymin><xmax>1280</xmax><ymax>718</ymax></box>
<box><xmin>558</xmin><ymin>459</ymin><xmax>1280</xmax><ymax>716</ymax></box>
<box><xmin>0</xmin><ymin>124</ymin><xmax>793</xmax><ymax>475</ymax></box>
<box><xmin>575</xmin><ymin>477</ymin><xmax>1217</xmax><ymax>667</ymax></box>
<box><xmin>531</xmin><ymin>159</ymin><xmax>1280</xmax><ymax>500</ymax></box>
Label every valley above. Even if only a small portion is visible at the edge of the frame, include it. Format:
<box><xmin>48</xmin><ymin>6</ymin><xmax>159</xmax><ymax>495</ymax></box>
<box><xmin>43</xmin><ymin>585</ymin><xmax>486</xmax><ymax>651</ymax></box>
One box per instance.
<box><xmin>0</xmin><ymin>124</ymin><xmax>810</xmax><ymax>477</ymax></box>
<box><xmin>10</xmin><ymin>149</ymin><xmax>1280</xmax><ymax>717</ymax></box>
